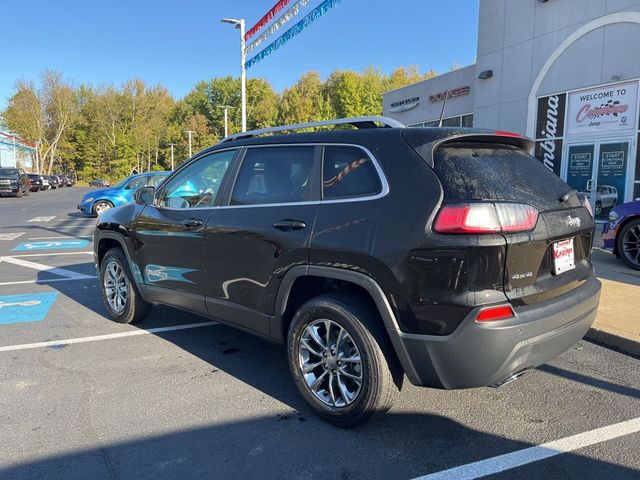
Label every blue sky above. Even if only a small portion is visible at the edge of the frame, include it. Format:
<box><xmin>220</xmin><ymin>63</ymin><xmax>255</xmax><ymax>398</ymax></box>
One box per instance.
<box><xmin>0</xmin><ymin>0</ymin><xmax>479</xmax><ymax>108</ymax></box>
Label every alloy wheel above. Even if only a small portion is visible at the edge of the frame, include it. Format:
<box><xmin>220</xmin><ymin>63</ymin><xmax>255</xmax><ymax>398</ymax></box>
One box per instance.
<box><xmin>622</xmin><ymin>223</ymin><xmax>640</xmax><ymax>267</ymax></box>
<box><xmin>103</xmin><ymin>259</ymin><xmax>128</xmax><ymax>314</ymax></box>
<box><xmin>298</xmin><ymin>319</ymin><xmax>363</xmax><ymax>408</ymax></box>
<box><xmin>95</xmin><ymin>201</ymin><xmax>112</xmax><ymax>215</ymax></box>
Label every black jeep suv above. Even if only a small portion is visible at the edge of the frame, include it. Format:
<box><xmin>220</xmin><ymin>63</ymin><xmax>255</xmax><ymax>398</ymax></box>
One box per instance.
<box><xmin>94</xmin><ymin>117</ymin><xmax>601</xmax><ymax>427</ymax></box>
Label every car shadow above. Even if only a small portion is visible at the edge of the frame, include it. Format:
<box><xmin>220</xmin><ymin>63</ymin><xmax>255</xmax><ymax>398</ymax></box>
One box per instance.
<box><xmin>1</xmin><ymin>391</ymin><xmax>637</xmax><ymax>479</ymax></box>
<box><xmin>35</xmin><ymin>262</ymin><xmax>640</xmax><ymax>478</ymax></box>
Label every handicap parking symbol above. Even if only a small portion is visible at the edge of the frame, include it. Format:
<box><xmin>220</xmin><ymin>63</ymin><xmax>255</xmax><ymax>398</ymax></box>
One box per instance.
<box><xmin>12</xmin><ymin>239</ymin><xmax>90</xmax><ymax>251</ymax></box>
<box><xmin>0</xmin><ymin>292</ymin><xmax>58</xmax><ymax>325</ymax></box>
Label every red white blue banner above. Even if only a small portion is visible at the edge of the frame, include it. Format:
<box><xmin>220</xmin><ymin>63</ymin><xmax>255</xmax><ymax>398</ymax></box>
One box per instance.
<box><xmin>245</xmin><ymin>0</ymin><xmax>292</xmax><ymax>41</ymax></box>
<box><xmin>245</xmin><ymin>0</ymin><xmax>343</xmax><ymax>69</ymax></box>
<box><xmin>245</xmin><ymin>0</ymin><xmax>312</xmax><ymax>56</ymax></box>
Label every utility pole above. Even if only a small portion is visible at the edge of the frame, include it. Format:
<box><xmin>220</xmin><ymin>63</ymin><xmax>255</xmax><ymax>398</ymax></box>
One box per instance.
<box><xmin>221</xmin><ymin>18</ymin><xmax>247</xmax><ymax>132</ymax></box>
<box><xmin>167</xmin><ymin>143</ymin><xmax>176</xmax><ymax>170</ymax></box>
<box><xmin>216</xmin><ymin>105</ymin><xmax>236</xmax><ymax>137</ymax></box>
<box><xmin>185</xmin><ymin>130</ymin><xmax>194</xmax><ymax>158</ymax></box>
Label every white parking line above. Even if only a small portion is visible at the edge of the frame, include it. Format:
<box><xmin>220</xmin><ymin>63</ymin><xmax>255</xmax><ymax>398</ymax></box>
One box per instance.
<box><xmin>0</xmin><ymin>321</ymin><xmax>219</xmax><ymax>352</ymax></box>
<box><xmin>0</xmin><ymin>277</ymin><xmax>97</xmax><ymax>286</ymax></box>
<box><xmin>0</xmin><ymin>232</ymin><xmax>25</xmax><ymax>241</ymax></box>
<box><xmin>0</xmin><ymin>256</ymin><xmax>95</xmax><ymax>280</ymax></box>
<box><xmin>28</xmin><ymin>235</ymin><xmax>92</xmax><ymax>240</ymax></box>
<box><xmin>7</xmin><ymin>251</ymin><xmax>93</xmax><ymax>258</ymax></box>
<box><xmin>27</xmin><ymin>216</ymin><xmax>56</xmax><ymax>222</ymax></box>
<box><xmin>414</xmin><ymin>416</ymin><xmax>640</xmax><ymax>480</ymax></box>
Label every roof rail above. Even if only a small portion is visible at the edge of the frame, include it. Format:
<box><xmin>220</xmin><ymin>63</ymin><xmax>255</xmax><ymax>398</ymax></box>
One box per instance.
<box><xmin>220</xmin><ymin>116</ymin><xmax>405</xmax><ymax>143</ymax></box>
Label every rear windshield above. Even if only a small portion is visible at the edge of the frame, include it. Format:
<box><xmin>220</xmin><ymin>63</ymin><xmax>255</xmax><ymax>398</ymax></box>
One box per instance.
<box><xmin>0</xmin><ymin>168</ymin><xmax>19</xmax><ymax>176</ymax></box>
<box><xmin>433</xmin><ymin>143</ymin><xmax>572</xmax><ymax>210</ymax></box>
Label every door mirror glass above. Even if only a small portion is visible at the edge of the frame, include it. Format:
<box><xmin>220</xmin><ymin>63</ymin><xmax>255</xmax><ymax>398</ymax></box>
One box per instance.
<box><xmin>135</xmin><ymin>186</ymin><xmax>155</xmax><ymax>205</ymax></box>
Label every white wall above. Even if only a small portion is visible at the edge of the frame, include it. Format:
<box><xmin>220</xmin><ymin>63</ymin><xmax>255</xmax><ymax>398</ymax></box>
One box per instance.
<box><xmin>473</xmin><ymin>0</ymin><xmax>640</xmax><ymax>133</ymax></box>
<box><xmin>383</xmin><ymin>66</ymin><xmax>476</xmax><ymax>125</ymax></box>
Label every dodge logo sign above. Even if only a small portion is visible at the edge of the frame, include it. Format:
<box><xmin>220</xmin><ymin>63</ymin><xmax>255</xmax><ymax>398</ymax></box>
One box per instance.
<box><xmin>428</xmin><ymin>86</ymin><xmax>470</xmax><ymax>103</ymax></box>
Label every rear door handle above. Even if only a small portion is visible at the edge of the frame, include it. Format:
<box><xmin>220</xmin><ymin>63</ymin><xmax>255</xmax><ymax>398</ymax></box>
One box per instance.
<box><xmin>183</xmin><ymin>218</ymin><xmax>204</xmax><ymax>228</ymax></box>
<box><xmin>273</xmin><ymin>220</ymin><xmax>306</xmax><ymax>231</ymax></box>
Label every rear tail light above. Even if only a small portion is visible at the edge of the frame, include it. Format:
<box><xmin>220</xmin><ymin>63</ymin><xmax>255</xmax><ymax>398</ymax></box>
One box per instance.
<box><xmin>475</xmin><ymin>305</ymin><xmax>515</xmax><ymax>322</ymax></box>
<box><xmin>494</xmin><ymin>130</ymin><xmax>522</xmax><ymax>137</ymax></box>
<box><xmin>434</xmin><ymin>203</ymin><xmax>538</xmax><ymax>234</ymax></box>
<box><xmin>581</xmin><ymin>195</ymin><xmax>594</xmax><ymax>217</ymax></box>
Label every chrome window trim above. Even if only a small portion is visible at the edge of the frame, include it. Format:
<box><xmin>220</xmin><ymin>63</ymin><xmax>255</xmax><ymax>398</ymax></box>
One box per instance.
<box><xmin>154</xmin><ymin>143</ymin><xmax>389</xmax><ymax>211</ymax></box>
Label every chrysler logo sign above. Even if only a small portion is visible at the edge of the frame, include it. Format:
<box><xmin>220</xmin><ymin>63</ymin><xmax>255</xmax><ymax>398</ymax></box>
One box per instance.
<box><xmin>389</xmin><ymin>97</ymin><xmax>420</xmax><ymax>113</ymax></box>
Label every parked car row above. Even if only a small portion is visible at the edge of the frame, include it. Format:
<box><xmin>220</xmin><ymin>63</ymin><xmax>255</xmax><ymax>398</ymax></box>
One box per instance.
<box><xmin>0</xmin><ymin>168</ymin><xmax>75</xmax><ymax>197</ymax></box>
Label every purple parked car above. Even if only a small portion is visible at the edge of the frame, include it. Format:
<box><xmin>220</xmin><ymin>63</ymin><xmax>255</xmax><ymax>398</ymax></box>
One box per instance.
<box><xmin>602</xmin><ymin>199</ymin><xmax>640</xmax><ymax>270</ymax></box>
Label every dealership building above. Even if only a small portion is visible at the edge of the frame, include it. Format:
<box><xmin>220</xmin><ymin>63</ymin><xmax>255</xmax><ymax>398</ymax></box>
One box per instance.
<box><xmin>383</xmin><ymin>0</ymin><xmax>640</xmax><ymax>220</ymax></box>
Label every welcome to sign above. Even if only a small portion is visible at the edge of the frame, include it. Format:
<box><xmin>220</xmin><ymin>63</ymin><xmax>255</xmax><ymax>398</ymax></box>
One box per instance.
<box><xmin>567</xmin><ymin>81</ymin><xmax>638</xmax><ymax>135</ymax></box>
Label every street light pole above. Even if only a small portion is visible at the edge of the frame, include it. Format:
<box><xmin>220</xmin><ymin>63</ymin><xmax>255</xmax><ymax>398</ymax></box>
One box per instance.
<box><xmin>185</xmin><ymin>130</ymin><xmax>194</xmax><ymax>158</ymax></box>
<box><xmin>167</xmin><ymin>143</ymin><xmax>175</xmax><ymax>170</ymax></box>
<box><xmin>221</xmin><ymin>18</ymin><xmax>247</xmax><ymax>133</ymax></box>
<box><xmin>216</xmin><ymin>105</ymin><xmax>236</xmax><ymax>137</ymax></box>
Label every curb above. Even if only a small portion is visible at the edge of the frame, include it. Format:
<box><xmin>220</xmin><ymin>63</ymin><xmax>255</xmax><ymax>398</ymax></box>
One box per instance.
<box><xmin>586</xmin><ymin>328</ymin><xmax>640</xmax><ymax>357</ymax></box>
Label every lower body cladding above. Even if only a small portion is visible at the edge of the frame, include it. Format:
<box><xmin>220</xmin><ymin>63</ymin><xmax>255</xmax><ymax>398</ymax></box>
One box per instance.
<box><xmin>390</xmin><ymin>276</ymin><xmax>601</xmax><ymax>389</ymax></box>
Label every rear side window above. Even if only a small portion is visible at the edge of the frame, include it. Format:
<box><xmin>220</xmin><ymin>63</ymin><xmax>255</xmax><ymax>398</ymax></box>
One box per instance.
<box><xmin>434</xmin><ymin>143</ymin><xmax>571</xmax><ymax>211</ymax></box>
<box><xmin>231</xmin><ymin>146</ymin><xmax>315</xmax><ymax>205</ymax></box>
<box><xmin>322</xmin><ymin>146</ymin><xmax>381</xmax><ymax>199</ymax></box>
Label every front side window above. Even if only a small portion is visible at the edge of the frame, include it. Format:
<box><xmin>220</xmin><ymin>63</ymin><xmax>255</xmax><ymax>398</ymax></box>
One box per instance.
<box><xmin>159</xmin><ymin>150</ymin><xmax>236</xmax><ymax>209</ymax></box>
<box><xmin>125</xmin><ymin>176</ymin><xmax>149</xmax><ymax>190</ymax></box>
<box><xmin>322</xmin><ymin>146</ymin><xmax>382</xmax><ymax>199</ymax></box>
<box><xmin>230</xmin><ymin>146</ymin><xmax>315</xmax><ymax>205</ymax></box>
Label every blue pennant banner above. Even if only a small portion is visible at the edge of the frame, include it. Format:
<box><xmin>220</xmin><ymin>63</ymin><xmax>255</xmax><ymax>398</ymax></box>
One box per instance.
<box><xmin>245</xmin><ymin>0</ymin><xmax>343</xmax><ymax>69</ymax></box>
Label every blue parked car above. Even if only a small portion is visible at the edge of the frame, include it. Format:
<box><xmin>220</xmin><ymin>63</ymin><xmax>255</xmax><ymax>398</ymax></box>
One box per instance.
<box><xmin>77</xmin><ymin>171</ymin><xmax>171</xmax><ymax>216</ymax></box>
<box><xmin>602</xmin><ymin>198</ymin><xmax>640</xmax><ymax>270</ymax></box>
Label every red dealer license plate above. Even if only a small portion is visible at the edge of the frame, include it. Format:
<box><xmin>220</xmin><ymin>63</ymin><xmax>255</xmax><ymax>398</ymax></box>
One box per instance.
<box><xmin>553</xmin><ymin>238</ymin><xmax>575</xmax><ymax>275</ymax></box>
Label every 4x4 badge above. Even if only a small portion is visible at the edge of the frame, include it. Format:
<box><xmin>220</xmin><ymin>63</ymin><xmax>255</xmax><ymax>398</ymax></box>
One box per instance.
<box><xmin>566</xmin><ymin>216</ymin><xmax>581</xmax><ymax>228</ymax></box>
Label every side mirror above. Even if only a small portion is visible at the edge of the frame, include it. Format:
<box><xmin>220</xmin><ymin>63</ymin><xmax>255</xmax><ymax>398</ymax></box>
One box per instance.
<box><xmin>135</xmin><ymin>186</ymin><xmax>155</xmax><ymax>205</ymax></box>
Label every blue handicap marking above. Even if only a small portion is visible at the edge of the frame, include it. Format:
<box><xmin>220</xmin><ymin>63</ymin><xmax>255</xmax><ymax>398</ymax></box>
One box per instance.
<box><xmin>0</xmin><ymin>292</ymin><xmax>59</xmax><ymax>325</ymax></box>
<box><xmin>12</xmin><ymin>239</ymin><xmax>90</xmax><ymax>251</ymax></box>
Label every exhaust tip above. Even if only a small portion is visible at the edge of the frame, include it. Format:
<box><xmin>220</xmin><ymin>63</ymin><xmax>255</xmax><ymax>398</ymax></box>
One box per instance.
<box><xmin>489</xmin><ymin>369</ymin><xmax>528</xmax><ymax>388</ymax></box>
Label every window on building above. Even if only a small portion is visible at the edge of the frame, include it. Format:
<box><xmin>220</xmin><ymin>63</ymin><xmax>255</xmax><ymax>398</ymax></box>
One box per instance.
<box><xmin>406</xmin><ymin>114</ymin><xmax>473</xmax><ymax>129</ymax></box>
<box><xmin>322</xmin><ymin>146</ymin><xmax>382</xmax><ymax>199</ymax></box>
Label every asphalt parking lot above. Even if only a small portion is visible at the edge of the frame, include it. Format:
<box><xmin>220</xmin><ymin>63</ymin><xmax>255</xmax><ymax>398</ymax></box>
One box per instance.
<box><xmin>0</xmin><ymin>187</ymin><xmax>639</xmax><ymax>480</ymax></box>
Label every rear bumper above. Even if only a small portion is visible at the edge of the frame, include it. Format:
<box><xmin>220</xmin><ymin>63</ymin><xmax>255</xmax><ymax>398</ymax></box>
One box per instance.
<box><xmin>390</xmin><ymin>275</ymin><xmax>601</xmax><ymax>389</ymax></box>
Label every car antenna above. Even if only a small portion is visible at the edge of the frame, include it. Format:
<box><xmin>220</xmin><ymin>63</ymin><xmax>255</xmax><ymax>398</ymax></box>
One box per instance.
<box><xmin>438</xmin><ymin>90</ymin><xmax>450</xmax><ymax>127</ymax></box>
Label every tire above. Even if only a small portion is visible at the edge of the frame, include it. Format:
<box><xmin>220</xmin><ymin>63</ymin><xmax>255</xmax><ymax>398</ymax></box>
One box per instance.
<box><xmin>99</xmin><ymin>248</ymin><xmax>151</xmax><ymax>323</ymax></box>
<box><xmin>617</xmin><ymin>218</ymin><xmax>640</xmax><ymax>270</ymax></box>
<box><xmin>92</xmin><ymin>200</ymin><xmax>113</xmax><ymax>217</ymax></box>
<box><xmin>287</xmin><ymin>293</ymin><xmax>402</xmax><ymax>427</ymax></box>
